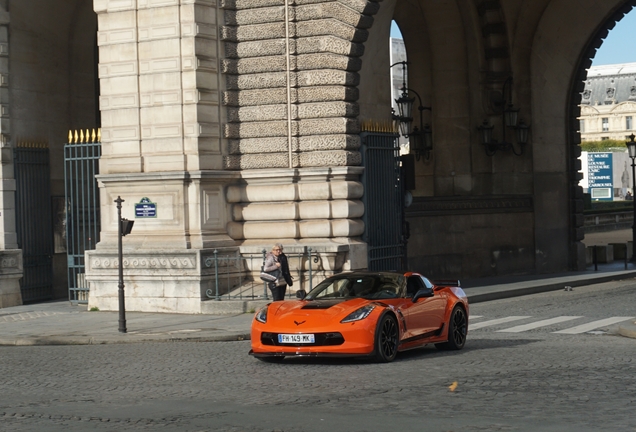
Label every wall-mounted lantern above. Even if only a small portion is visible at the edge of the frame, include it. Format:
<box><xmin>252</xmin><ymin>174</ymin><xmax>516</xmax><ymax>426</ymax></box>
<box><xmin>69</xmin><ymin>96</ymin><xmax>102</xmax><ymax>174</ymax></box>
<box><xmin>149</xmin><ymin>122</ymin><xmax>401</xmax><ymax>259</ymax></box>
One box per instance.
<box><xmin>391</xmin><ymin>61</ymin><xmax>433</xmax><ymax>161</ymax></box>
<box><xmin>477</xmin><ymin>77</ymin><xmax>530</xmax><ymax>156</ymax></box>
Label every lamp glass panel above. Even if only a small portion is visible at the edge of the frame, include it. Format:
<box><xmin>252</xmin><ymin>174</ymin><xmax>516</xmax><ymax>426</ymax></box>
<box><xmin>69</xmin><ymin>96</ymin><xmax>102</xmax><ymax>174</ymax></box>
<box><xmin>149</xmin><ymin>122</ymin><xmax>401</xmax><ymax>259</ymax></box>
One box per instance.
<box><xmin>399</xmin><ymin>119</ymin><xmax>412</xmax><ymax>137</ymax></box>
<box><xmin>478</xmin><ymin>122</ymin><xmax>494</xmax><ymax>145</ymax></box>
<box><xmin>396</xmin><ymin>93</ymin><xmax>414</xmax><ymax>121</ymax></box>
<box><xmin>628</xmin><ymin>142</ymin><xmax>636</xmax><ymax>159</ymax></box>
<box><xmin>516</xmin><ymin>122</ymin><xmax>529</xmax><ymax>144</ymax></box>
<box><xmin>423</xmin><ymin>125</ymin><xmax>433</xmax><ymax>150</ymax></box>
<box><xmin>504</xmin><ymin>106</ymin><xmax>519</xmax><ymax>127</ymax></box>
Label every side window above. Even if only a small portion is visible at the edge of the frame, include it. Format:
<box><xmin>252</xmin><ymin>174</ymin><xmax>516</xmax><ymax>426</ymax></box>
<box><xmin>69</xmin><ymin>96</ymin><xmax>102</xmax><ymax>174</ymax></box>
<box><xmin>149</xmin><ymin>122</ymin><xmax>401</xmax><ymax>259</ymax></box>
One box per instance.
<box><xmin>406</xmin><ymin>276</ymin><xmax>424</xmax><ymax>296</ymax></box>
<box><xmin>420</xmin><ymin>276</ymin><xmax>433</xmax><ymax>290</ymax></box>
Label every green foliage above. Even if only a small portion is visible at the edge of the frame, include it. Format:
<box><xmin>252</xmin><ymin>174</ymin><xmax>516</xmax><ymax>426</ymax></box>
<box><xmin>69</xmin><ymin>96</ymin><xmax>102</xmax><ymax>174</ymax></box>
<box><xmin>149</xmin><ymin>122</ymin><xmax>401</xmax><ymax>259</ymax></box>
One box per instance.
<box><xmin>584</xmin><ymin>199</ymin><xmax>633</xmax><ymax>214</ymax></box>
<box><xmin>89</xmin><ymin>307</ymin><xmax>100</xmax><ymax>312</ymax></box>
<box><xmin>580</xmin><ymin>140</ymin><xmax>629</xmax><ymax>152</ymax></box>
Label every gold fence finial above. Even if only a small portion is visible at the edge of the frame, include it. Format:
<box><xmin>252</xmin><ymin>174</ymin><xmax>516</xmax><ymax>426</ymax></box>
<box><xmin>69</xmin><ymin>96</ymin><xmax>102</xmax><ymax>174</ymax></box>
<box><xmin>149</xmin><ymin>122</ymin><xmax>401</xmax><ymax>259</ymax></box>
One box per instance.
<box><xmin>68</xmin><ymin>130</ymin><xmax>73</xmax><ymax>143</ymax></box>
<box><xmin>74</xmin><ymin>130</ymin><xmax>79</xmax><ymax>144</ymax></box>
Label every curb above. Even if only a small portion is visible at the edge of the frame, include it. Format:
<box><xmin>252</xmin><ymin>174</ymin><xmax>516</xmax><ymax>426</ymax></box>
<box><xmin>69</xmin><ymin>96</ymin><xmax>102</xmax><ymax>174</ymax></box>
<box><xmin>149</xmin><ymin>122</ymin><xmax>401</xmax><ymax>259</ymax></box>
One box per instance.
<box><xmin>617</xmin><ymin>322</ymin><xmax>636</xmax><ymax>339</ymax></box>
<box><xmin>466</xmin><ymin>271</ymin><xmax>636</xmax><ymax>304</ymax></box>
<box><xmin>0</xmin><ymin>332</ymin><xmax>252</xmax><ymax>346</ymax></box>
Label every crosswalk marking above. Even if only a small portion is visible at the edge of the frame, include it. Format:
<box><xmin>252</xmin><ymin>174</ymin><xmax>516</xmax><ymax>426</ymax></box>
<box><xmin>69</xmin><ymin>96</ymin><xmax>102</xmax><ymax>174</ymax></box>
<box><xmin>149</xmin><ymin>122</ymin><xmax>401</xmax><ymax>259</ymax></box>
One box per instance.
<box><xmin>552</xmin><ymin>317</ymin><xmax>635</xmax><ymax>334</ymax></box>
<box><xmin>496</xmin><ymin>316</ymin><xmax>583</xmax><ymax>333</ymax></box>
<box><xmin>469</xmin><ymin>316</ymin><xmax>531</xmax><ymax>330</ymax></box>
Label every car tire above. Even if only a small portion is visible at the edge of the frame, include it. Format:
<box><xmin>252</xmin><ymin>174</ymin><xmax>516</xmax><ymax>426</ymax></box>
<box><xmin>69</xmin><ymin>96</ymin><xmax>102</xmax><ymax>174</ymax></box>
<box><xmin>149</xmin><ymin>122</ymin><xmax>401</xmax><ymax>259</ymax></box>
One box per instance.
<box><xmin>435</xmin><ymin>305</ymin><xmax>467</xmax><ymax>351</ymax></box>
<box><xmin>256</xmin><ymin>356</ymin><xmax>285</xmax><ymax>363</ymax></box>
<box><xmin>374</xmin><ymin>314</ymin><xmax>399</xmax><ymax>363</ymax></box>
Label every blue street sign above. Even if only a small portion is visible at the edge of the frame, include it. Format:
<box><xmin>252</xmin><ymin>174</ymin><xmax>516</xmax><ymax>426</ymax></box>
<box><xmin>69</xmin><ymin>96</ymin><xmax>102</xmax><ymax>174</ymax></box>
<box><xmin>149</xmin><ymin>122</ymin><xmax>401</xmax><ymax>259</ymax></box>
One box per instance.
<box><xmin>135</xmin><ymin>197</ymin><xmax>157</xmax><ymax>218</ymax></box>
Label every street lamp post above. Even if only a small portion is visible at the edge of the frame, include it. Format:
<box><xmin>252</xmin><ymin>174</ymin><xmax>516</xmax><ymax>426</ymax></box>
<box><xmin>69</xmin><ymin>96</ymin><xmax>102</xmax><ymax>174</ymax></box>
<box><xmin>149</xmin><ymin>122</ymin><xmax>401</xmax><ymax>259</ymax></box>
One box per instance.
<box><xmin>626</xmin><ymin>135</ymin><xmax>636</xmax><ymax>262</ymax></box>
<box><xmin>115</xmin><ymin>196</ymin><xmax>134</xmax><ymax>333</ymax></box>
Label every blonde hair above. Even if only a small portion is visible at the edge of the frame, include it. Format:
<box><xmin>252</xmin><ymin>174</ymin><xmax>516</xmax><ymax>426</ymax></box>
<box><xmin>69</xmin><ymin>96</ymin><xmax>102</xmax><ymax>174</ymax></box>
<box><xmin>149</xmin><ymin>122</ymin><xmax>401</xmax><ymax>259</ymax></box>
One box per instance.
<box><xmin>272</xmin><ymin>243</ymin><xmax>283</xmax><ymax>251</ymax></box>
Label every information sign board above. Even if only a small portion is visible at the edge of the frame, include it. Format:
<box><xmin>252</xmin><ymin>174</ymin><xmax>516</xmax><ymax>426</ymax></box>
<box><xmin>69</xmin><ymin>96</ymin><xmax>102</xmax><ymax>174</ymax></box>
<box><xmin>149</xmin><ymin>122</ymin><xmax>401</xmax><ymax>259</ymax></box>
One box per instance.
<box><xmin>588</xmin><ymin>153</ymin><xmax>613</xmax><ymax>201</ymax></box>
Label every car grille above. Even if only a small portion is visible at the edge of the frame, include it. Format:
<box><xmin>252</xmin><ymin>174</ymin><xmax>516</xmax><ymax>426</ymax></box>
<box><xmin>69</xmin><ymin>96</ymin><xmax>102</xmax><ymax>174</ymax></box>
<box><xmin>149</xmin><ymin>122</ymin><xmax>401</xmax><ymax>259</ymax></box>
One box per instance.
<box><xmin>261</xmin><ymin>332</ymin><xmax>345</xmax><ymax>346</ymax></box>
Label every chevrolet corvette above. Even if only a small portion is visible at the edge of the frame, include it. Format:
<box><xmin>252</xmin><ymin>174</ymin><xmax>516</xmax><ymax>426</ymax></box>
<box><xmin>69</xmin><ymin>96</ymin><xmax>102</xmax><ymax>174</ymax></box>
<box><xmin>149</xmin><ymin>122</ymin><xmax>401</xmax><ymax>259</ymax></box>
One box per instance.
<box><xmin>249</xmin><ymin>271</ymin><xmax>469</xmax><ymax>362</ymax></box>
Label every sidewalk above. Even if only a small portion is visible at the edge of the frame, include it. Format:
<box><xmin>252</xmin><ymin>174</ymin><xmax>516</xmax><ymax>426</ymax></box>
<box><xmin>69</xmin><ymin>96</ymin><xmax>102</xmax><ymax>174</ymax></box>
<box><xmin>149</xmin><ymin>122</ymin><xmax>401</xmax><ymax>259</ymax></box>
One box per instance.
<box><xmin>0</xmin><ymin>264</ymin><xmax>635</xmax><ymax>346</ymax></box>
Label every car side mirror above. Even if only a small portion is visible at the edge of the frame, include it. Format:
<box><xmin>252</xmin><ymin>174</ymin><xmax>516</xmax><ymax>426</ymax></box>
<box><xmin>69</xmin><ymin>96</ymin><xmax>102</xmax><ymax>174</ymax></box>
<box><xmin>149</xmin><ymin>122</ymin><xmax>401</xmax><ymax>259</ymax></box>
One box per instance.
<box><xmin>296</xmin><ymin>290</ymin><xmax>307</xmax><ymax>300</ymax></box>
<box><xmin>412</xmin><ymin>288</ymin><xmax>434</xmax><ymax>302</ymax></box>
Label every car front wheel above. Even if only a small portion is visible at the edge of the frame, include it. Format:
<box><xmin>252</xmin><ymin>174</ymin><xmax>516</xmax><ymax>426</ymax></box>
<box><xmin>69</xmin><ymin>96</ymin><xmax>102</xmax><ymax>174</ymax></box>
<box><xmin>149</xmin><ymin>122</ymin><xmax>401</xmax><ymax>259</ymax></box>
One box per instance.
<box><xmin>374</xmin><ymin>314</ymin><xmax>399</xmax><ymax>362</ymax></box>
<box><xmin>435</xmin><ymin>305</ymin><xmax>467</xmax><ymax>350</ymax></box>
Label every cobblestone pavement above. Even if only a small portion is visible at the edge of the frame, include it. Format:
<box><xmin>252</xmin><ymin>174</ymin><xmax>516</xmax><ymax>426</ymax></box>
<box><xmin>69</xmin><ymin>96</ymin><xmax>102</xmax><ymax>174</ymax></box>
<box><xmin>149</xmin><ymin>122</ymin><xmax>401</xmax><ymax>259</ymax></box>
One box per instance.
<box><xmin>0</xmin><ymin>281</ymin><xmax>634</xmax><ymax>432</ymax></box>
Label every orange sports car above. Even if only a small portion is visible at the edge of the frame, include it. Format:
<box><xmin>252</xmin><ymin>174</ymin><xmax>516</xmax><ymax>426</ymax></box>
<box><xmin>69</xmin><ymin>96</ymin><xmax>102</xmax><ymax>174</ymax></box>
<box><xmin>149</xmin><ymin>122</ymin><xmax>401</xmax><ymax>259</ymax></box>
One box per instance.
<box><xmin>249</xmin><ymin>271</ymin><xmax>469</xmax><ymax>362</ymax></box>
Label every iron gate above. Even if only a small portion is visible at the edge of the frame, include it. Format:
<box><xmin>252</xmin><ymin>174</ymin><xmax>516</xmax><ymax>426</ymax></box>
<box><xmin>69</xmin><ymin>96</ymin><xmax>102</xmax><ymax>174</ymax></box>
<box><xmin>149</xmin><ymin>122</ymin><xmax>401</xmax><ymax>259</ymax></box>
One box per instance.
<box><xmin>64</xmin><ymin>130</ymin><xmax>101</xmax><ymax>303</ymax></box>
<box><xmin>14</xmin><ymin>143</ymin><xmax>54</xmax><ymax>303</ymax></box>
<box><xmin>360</xmin><ymin>130</ymin><xmax>406</xmax><ymax>271</ymax></box>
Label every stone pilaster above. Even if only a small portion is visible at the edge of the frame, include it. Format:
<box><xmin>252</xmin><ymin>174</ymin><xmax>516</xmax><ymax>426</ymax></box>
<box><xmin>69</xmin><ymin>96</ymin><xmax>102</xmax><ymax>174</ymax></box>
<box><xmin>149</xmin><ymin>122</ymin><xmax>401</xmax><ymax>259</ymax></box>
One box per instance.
<box><xmin>0</xmin><ymin>5</ymin><xmax>21</xmax><ymax>307</ymax></box>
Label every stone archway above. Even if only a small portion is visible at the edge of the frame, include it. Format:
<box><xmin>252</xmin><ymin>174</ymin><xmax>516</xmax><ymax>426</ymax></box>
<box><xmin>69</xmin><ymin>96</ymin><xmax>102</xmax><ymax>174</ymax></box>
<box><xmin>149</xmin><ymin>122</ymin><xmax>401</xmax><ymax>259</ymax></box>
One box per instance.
<box><xmin>566</xmin><ymin>1</ymin><xmax>636</xmax><ymax>269</ymax></box>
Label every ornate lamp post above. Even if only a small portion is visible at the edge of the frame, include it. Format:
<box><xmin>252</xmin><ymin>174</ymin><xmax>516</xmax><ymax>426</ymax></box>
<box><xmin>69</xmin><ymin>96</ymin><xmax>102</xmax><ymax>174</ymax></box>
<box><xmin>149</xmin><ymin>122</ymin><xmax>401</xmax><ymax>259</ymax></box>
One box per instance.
<box><xmin>115</xmin><ymin>196</ymin><xmax>134</xmax><ymax>332</ymax></box>
<box><xmin>626</xmin><ymin>134</ymin><xmax>636</xmax><ymax>262</ymax></box>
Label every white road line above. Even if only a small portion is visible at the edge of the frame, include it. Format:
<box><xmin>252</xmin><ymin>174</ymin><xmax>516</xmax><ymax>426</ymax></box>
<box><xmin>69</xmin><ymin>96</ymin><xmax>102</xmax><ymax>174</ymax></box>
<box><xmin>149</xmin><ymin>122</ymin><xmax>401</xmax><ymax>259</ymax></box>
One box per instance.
<box><xmin>553</xmin><ymin>317</ymin><xmax>636</xmax><ymax>334</ymax></box>
<box><xmin>470</xmin><ymin>315</ymin><xmax>483</xmax><ymax>319</ymax></box>
<box><xmin>497</xmin><ymin>316</ymin><xmax>583</xmax><ymax>333</ymax></box>
<box><xmin>469</xmin><ymin>316</ymin><xmax>531</xmax><ymax>330</ymax></box>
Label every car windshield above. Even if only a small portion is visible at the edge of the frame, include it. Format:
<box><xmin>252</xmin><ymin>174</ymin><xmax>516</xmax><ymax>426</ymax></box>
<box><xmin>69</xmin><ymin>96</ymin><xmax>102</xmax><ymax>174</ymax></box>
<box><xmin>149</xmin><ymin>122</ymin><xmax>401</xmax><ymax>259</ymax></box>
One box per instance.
<box><xmin>305</xmin><ymin>274</ymin><xmax>403</xmax><ymax>300</ymax></box>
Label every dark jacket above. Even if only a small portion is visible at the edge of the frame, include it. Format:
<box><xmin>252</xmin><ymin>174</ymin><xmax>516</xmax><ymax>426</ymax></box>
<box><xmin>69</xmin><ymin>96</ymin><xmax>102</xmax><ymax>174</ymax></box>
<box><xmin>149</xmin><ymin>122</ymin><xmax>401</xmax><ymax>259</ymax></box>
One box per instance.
<box><xmin>278</xmin><ymin>253</ymin><xmax>293</xmax><ymax>286</ymax></box>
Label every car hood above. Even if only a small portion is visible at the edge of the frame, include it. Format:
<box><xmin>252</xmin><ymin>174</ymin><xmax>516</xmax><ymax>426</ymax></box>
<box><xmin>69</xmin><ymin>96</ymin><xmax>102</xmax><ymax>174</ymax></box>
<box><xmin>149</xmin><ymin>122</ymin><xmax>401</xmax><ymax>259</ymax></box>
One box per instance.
<box><xmin>267</xmin><ymin>298</ymin><xmax>372</xmax><ymax>328</ymax></box>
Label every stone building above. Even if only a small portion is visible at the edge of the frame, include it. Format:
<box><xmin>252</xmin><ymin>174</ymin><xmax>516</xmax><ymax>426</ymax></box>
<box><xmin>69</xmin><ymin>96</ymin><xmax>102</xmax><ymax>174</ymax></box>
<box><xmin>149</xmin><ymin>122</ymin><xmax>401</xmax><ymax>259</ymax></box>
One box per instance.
<box><xmin>580</xmin><ymin>62</ymin><xmax>636</xmax><ymax>142</ymax></box>
<box><xmin>0</xmin><ymin>0</ymin><xmax>634</xmax><ymax>312</ymax></box>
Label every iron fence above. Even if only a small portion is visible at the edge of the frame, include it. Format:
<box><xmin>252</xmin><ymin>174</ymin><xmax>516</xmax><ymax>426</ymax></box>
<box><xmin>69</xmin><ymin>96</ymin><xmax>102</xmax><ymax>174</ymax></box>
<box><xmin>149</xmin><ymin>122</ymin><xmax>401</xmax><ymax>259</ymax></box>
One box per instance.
<box><xmin>203</xmin><ymin>248</ymin><xmax>320</xmax><ymax>300</ymax></box>
<box><xmin>64</xmin><ymin>129</ymin><xmax>101</xmax><ymax>303</ymax></box>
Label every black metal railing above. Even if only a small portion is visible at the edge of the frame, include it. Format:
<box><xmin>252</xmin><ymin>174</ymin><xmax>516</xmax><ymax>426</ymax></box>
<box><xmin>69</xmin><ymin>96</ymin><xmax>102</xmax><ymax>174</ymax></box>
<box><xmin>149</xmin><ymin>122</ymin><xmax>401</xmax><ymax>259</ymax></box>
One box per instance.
<box><xmin>203</xmin><ymin>248</ymin><xmax>321</xmax><ymax>300</ymax></box>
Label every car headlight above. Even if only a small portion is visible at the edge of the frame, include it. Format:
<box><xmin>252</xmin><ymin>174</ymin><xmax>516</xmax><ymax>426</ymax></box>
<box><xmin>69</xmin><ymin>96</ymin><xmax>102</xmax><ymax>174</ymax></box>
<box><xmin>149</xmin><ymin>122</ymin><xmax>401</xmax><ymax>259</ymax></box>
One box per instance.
<box><xmin>340</xmin><ymin>305</ymin><xmax>376</xmax><ymax>323</ymax></box>
<box><xmin>255</xmin><ymin>306</ymin><xmax>268</xmax><ymax>323</ymax></box>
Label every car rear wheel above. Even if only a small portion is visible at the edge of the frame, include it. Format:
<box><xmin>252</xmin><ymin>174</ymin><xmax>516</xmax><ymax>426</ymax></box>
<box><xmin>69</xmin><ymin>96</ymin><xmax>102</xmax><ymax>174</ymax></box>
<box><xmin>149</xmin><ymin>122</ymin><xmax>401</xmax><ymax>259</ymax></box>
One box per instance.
<box><xmin>374</xmin><ymin>314</ymin><xmax>399</xmax><ymax>362</ymax></box>
<box><xmin>435</xmin><ymin>306</ymin><xmax>467</xmax><ymax>350</ymax></box>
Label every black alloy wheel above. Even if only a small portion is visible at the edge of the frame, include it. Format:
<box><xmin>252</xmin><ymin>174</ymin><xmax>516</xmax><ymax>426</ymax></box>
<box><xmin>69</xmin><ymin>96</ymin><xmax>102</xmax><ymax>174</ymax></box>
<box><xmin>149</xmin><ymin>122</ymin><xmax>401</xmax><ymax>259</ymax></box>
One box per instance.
<box><xmin>435</xmin><ymin>306</ymin><xmax>467</xmax><ymax>350</ymax></box>
<box><xmin>374</xmin><ymin>314</ymin><xmax>399</xmax><ymax>362</ymax></box>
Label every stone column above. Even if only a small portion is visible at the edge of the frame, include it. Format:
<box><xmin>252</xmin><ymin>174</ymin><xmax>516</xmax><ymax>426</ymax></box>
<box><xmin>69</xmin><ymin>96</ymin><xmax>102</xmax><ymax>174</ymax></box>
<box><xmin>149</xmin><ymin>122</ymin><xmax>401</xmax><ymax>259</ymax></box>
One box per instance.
<box><xmin>87</xmin><ymin>0</ymin><xmax>236</xmax><ymax>313</ymax></box>
<box><xmin>0</xmin><ymin>4</ymin><xmax>22</xmax><ymax>308</ymax></box>
<box><xmin>220</xmin><ymin>0</ymin><xmax>378</xmax><ymax>272</ymax></box>
<box><xmin>87</xmin><ymin>0</ymin><xmax>380</xmax><ymax>313</ymax></box>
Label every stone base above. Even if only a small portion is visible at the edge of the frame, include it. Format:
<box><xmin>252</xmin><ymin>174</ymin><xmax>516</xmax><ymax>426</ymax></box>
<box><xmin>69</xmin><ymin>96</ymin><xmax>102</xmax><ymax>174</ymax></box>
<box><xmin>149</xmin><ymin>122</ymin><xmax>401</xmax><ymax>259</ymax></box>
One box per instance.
<box><xmin>0</xmin><ymin>250</ymin><xmax>23</xmax><ymax>308</ymax></box>
<box><xmin>85</xmin><ymin>241</ymin><xmax>366</xmax><ymax>313</ymax></box>
<box><xmin>0</xmin><ymin>278</ymin><xmax>22</xmax><ymax>308</ymax></box>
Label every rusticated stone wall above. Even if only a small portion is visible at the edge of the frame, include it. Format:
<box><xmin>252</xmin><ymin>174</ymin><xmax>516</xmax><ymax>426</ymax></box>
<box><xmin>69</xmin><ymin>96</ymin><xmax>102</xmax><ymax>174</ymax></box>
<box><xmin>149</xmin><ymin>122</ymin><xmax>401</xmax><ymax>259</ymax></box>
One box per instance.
<box><xmin>221</xmin><ymin>0</ymin><xmax>381</xmax><ymax>169</ymax></box>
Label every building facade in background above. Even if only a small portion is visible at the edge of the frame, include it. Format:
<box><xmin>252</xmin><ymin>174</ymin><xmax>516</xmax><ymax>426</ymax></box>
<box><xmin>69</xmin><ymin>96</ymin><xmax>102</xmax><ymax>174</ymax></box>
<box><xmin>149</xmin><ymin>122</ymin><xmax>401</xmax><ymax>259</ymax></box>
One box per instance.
<box><xmin>580</xmin><ymin>63</ymin><xmax>636</xmax><ymax>141</ymax></box>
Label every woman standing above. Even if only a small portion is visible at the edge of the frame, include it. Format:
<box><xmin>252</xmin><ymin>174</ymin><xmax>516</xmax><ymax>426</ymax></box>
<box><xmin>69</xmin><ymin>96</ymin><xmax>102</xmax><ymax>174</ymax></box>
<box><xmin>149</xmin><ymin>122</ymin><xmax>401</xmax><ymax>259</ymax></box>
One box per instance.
<box><xmin>263</xmin><ymin>244</ymin><xmax>292</xmax><ymax>300</ymax></box>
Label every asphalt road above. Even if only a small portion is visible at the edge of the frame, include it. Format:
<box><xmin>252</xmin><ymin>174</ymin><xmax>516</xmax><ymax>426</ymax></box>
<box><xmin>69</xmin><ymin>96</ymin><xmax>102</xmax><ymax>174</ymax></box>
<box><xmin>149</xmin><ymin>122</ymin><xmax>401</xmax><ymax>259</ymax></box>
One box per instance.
<box><xmin>1</xmin><ymin>280</ymin><xmax>635</xmax><ymax>432</ymax></box>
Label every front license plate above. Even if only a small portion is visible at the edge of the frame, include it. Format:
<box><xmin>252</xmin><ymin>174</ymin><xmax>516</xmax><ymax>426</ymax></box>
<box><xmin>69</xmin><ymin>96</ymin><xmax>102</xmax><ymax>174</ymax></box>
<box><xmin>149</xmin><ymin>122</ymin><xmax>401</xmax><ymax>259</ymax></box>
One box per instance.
<box><xmin>278</xmin><ymin>334</ymin><xmax>315</xmax><ymax>344</ymax></box>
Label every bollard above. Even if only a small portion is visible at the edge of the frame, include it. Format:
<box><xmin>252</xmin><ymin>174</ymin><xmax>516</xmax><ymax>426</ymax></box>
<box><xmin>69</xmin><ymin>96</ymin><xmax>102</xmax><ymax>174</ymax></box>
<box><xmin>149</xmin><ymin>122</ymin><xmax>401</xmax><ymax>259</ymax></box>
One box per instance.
<box><xmin>593</xmin><ymin>245</ymin><xmax>598</xmax><ymax>272</ymax></box>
